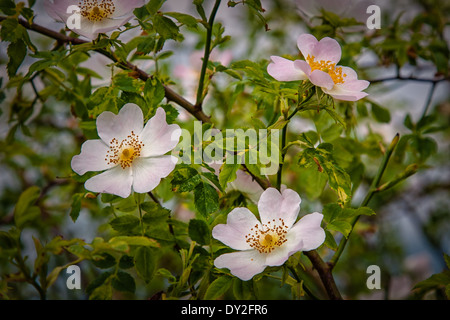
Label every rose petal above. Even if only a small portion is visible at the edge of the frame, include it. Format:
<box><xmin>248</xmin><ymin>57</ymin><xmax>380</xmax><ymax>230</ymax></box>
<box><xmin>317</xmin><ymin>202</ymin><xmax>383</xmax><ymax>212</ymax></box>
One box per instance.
<box><xmin>325</xmin><ymin>91</ymin><xmax>369</xmax><ymax>101</ymax></box>
<box><xmin>257</xmin><ymin>188</ymin><xmax>301</xmax><ymax>230</ymax></box>
<box><xmin>338</xmin><ymin>79</ymin><xmax>370</xmax><ymax>92</ymax></box>
<box><xmin>311</xmin><ymin>37</ymin><xmax>342</xmax><ymax>63</ymax></box>
<box><xmin>84</xmin><ymin>14</ymin><xmax>134</xmax><ymax>40</ymax></box>
<box><xmin>264</xmin><ymin>235</ymin><xmax>304</xmax><ymax>267</ymax></box>
<box><xmin>340</xmin><ymin>66</ymin><xmax>358</xmax><ymax>81</ymax></box>
<box><xmin>84</xmin><ymin>165</ymin><xmax>133</xmax><ymax>198</ymax></box>
<box><xmin>139</xmin><ymin>108</ymin><xmax>182</xmax><ymax>157</ymax></box>
<box><xmin>131</xmin><ymin>155</ymin><xmax>177</xmax><ymax>193</ymax></box>
<box><xmin>288</xmin><ymin>212</ymin><xmax>325</xmax><ymax>251</ymax></box>
<box><xmin>227</xmin><ymin>169</ymin><xmax>264</xmax><ymax>204</ymax></box>
<box><xmin>267</xmin><ymin>56</ymin><xmax>308</xmax><ymax>81</ymax></box>
<box><xmin>297</xmin><ymin>34</ymin><xmax>319</xmax><ymax>59</ymax></box>
<box><xmin>45</xmin><ymin>0</ymin><xmax>73</xmax><ymax>21</ymax></box>
<box><xmin>293</xmin><ymin>59</ymin><xmax>312</xmax><ymax>75</ymax></box>
<box><xmin>323</xmin><ymin>78</ymin><xmax>370</xmax><ymax>101</ymax></box>
<box><xmin>96</xmin><ymin>103</ymin><xmax>144</xmax><ymax>145</ymax></box>
<box><xmin>71</xmin><ymin>139</ymin><xmax>114</xmax><ymax>175</ymax></box>
<box><xmin>214</xmin><ymin>250</ymin><xmax>266</xmax><ymax>281</ymax></box>
<box><xmin>212</xmin><ymin>207</ymin><xmax>260</xmax><ymax>250</ymax></box>
<box><xmin>309</xmin><ymin>69</ymin><xmax>335</xmax><ymax>90</ymax></box>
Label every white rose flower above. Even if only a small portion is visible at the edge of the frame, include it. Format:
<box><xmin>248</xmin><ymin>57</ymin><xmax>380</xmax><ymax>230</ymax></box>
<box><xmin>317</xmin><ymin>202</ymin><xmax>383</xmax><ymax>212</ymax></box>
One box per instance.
<box><xmin>212</xmin><ymin>187</ymin><xmax>325</xmax><ymax>281</ymax></box>
<box><xmin>45</xmin><ymin>0</ymin><xmax>144</xmax><ymax>40</ymax></box>
<box><xmin>71</xmin><ymin>104</ymin><xmax>181</xmax><ymax>198</ymax></box>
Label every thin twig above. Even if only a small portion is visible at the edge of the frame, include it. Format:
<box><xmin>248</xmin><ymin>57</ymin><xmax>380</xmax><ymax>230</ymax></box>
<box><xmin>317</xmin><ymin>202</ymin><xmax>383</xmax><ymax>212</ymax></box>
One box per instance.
<box><xmin>369</xmin><ymin>75</ymin><xmax>448</xmax><ymax>84</ymax></box>
<box><xmin>0</xmin><ymin>16</ymin><xmax>212</xmax><ymax>123</ymax></box>
<box><xmin>195</xmin><ymin>0</ymin><xmax>222</xmax><ymax>109</ymax></box>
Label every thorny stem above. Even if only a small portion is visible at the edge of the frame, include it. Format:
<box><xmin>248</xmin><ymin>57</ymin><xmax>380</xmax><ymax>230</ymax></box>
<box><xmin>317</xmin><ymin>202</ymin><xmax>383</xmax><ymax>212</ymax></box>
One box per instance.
<box><xmin>195</xmin><ymin>0</ymin><xmax>222</xmax><ymax>109</ymax></box>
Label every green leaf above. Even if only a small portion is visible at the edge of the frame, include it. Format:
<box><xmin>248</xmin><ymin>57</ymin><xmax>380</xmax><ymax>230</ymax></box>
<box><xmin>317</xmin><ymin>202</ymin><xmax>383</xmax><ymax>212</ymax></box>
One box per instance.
<box><xmin>324</xmin><ymin>230</ymin><xmax>338</xmax><ymax>250</ymax></box>
<box><xmin>204</xmin><ymin>275</ymin><xmax>233</xmax><ymax>300</ymax></box>
<box><xmin>194</xmin><ymin>182</ymin><xmax>219</xmax><ymax>217</ymax></box>
<box><xmin>7</xmin><ymin>40</ymin><xmax>26</xmax><ymax>78</ymax></box>
<box><xmin>92</xmin><ymin>253</ymin><xmax>116</xmax><ymax>269</ymax></box>
<box><xmin>69</xmin><ymin>193</ymin><xmax>83</xmax><ymax>222</ymax></box>
<box><xmin>14</xmin><ymin>186</ymin><xmax>41</xmax><ymax>229</ymax></box>
<box><xmin>404</xmin><ymin>114</ymin><xmax>414</xmax><ymax>130</ymax></box>
<box><xmin>298</xmin><ymin>144</ymin><xmax>352</xmax><ymax>205</ymax></box>
<box><xmin>87</xmin><ymin>272</ymin><xmax>113</xmax><ymax>299</ymax></box>
<box><xmin>201</xmin><ymin>171</ymin><xmax>223</xmax><ymax>192</ymax></box>
<box><xmin>165</xmin><ymin>12</ymin><xmax>198</xmax><ymax>29</ymax></box>
<box><xmin>112</xmin><ymin>271</ymin><xmax>136</xmax><ymax>293</ymax></box>
<box><xmin>232</xmin><ymin>278</ymin><xmax>254</xmax><ymax>300</ymax></box>
<box><xmin>413</xmin><ymin>136</ymin><xmax>438</xmax><ymax>162</ymax></box>
<box><xmin>144</xmin><ymin>77</ymin><xmax>165</xmax><ymax>110</ymax></box>
<box><xmin>109</xmin><ymin>236</ymin><xmax>159</xmax><ymax>248</ymax></box>
<box><xmin>0</xmin><ymin>231</ymin><xmax>16</xmax><ymax>250</ymax></box>
<box><xmin>109</xmin><ymin>215</ymin><xmax>140</xmax><ymax>233</ymax></box>
<box><xmin>146</xmin><ymin>0</ymin><xmax>165</xmax><ymax>15</ymax></box>
<box><xmin>267</xmin><ymin>116</ymin><xmax>289</xmax><ymax>130</ymax></box>
<box><xmin>371</xmin><ymin>102</ymin><xmax>391</xmax><ymax>123</ymax></box>
<box><xmin>153</xmin><ymin>14</ymin><xmax>180</xmax><ymax>39</ymax></box>
<box><xmin>322</xmin><ymin>204</ymin><xmax>375</xmax><ymax>238</ymax></box>
<box><xmin>188</xmin><ymin>219</ymin><xmax>211</xmax><ymax>245</ymax></box>
<box><xmin>161</xmin><ymin>104</ymin><xmax>179</xmax><ymax>123</ymax></box>
<box><xmin>218</xmin><ymin>163</ymin><xmax>240</xmax><ymax>190</ymax></box>
<box><xmin>134</xmin><ymin>246</ymin><xmax>157</xmax><ymax>283</ymax></box>
<box><xmin>113</xmin><ymin>73</ymin><xmax>139</xmax><ymax>92</ymax></box>
<box><xmin>171</xmin><ymin>166</ymin><xmax>202</xmax><ymax>192</ymax></box>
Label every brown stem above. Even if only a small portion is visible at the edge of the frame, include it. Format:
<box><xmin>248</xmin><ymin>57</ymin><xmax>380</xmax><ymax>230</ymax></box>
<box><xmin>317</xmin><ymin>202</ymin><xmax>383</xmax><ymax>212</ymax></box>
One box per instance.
<box><xmin>304</xmin><ymin>251</ymin><xmax>342</xmax><ymax>300</ymax></box>
<box><xmin>1</xmin><ymin>16</ymin><xmax>212</xmax><ymax>123</ymax></box>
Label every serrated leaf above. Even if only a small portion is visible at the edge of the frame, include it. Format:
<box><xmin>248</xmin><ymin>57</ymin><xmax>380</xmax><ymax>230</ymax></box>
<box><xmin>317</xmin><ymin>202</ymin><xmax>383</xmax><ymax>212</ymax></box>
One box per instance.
<box><xmin>219</xmin><ymin>163</ymin><xmax>240</xmax><ymax>190</ymax></box>
<box><xmin>153</xmin><ymin>14</ymin><xmax>180</xmax><ymax>39</ymax></box>
<box><xmin>165</xmin><ymin>12</ymin><xmax>198</xmax><ymax>28</ymax></box>
<box><xmin>204</xmin><ymin>275</ymin><xmax>233</xmax><ymax>300</ymax></box>
<box><xmin>144</xmin><ymin>77</ymin><xmax>165</xmax><ymax>109</ymax></box>
<box><xmin>7</xmin><ymin>40</ymin><xmax>26</xmax><ymax>78</ymax></box>
<box><xmin>134</xmin><ymin>247</ymin><xmax>157</xmax><ymax>283</ymax></box>
<box><xmin>188</xmin><ymin>219</ymin><xmax>211</xmax><ymax>245</ymax></box>
<box><xmin>323</xmin><ymin>204</ymin><xmax>375</xmax><ymax>238</ymax></box>
<box><xmin>171</xmin><ymin>166</ymin><xmax>202</xmax><ymax>192</ymax></box>
<box><xmin>92</xmin><ymin>253</ymin><xmax>116</xmax><ymax>269</ymax></box>
<box><xmin>112</xmin><ymin>271</ymin><xmax>136</xmax><ymax>293</ymax></box>
<box><xmin>194</xmin><ymin>182</ymin><xmax>219</xmax><ymax>217</ymax></box>
<box><xmin>109</xmin><ymin>215</ymin><xmax>140</xmax><ymax>233</ymax></box>
<box><xmin>70</xmin><ymin>193</ymin><xmax>83</xmax><ymax>222</ymax></box>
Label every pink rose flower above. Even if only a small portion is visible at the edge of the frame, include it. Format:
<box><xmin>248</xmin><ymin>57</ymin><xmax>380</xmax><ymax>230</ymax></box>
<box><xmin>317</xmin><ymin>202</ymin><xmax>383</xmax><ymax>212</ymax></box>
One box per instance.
<box><xmin>268</xmin><ymin>34</ymin><xmax>369</xmax><ymax>101</ymax></box>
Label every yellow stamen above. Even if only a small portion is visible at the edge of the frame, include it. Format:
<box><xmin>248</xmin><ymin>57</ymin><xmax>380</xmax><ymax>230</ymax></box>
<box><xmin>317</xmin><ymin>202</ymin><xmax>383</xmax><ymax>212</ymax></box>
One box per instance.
<box><xmin>79</xmin><ymin>0</ymin><xmax>115</xmax><ymax>22</ymax></box>
<box><xmin>105</xmin><ymin>131</ymin><xmax>144</xmax><ymax>169</ymax></box>
<box><xmin>306</xmin><ymin>54</ymin><xmax>347</xmax><ymax>84</ymax></box>
<box><xmin>245</xmin><ymin>218</ymin><xmax>288</xmax><ymax>254</ymax></box>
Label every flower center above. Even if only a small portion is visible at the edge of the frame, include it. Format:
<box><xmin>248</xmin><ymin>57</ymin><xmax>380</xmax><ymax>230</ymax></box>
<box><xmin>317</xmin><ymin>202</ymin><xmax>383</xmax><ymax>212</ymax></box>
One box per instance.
<box><xmin>79</xmin><ymin>0</ymin><xmax>115</xmax><ymax>22</ymax></box>
<box><xmin>245</xmin><ymin>218</ymin><xmax>288</xmax><ymax>253</ymax></box>
<box><xmin>306</xmin><ymin>54</ymin><xmax>347</xmax><ymax>84</ymax></box>
<box><xmin>105</xmin><ymin>131</ymin><xmax>144</xmax><ymax>169</ymax></box>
